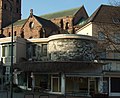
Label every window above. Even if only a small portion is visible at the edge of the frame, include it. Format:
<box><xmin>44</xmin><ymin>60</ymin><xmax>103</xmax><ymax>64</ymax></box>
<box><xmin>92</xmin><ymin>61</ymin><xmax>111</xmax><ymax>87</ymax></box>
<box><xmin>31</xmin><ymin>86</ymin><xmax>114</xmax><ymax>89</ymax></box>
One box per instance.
<box><xmin>98</xmin><ymin>32</ymin><xmax>105</xmax><ymax>40</ymax></box>
<box><xmin>4</xmin><ymin>4</ymin><xmax>7</xmax><ymax>9</ymax></box>
<box><xmin>60</xmin><ymin>19</ymin><xmax>63</xmax><ymax>29</ymax></box>
<box><xmin>99</xmin><ymin>51</ymin><xmax>106</xmax><ymax>59</ymax></box>
<box><xmin>16</xmin><ymin>8</ymin><xmax>19</xmax><ymax>13</ymax></box>
<box><xmin>20</xmin><ymin>31</ymin><xmax>24</xmax><ymax>38</ymax></box>
<box><xmin>114</xmin><ymin>51</ymin><xmax>120</xmax><ymax>59</ymax></box>
<box><xmin>65</xmin><ymin>22</ymin><xmax>69</xmax><ymax>30</ymax></box>
<box><xmin>32</xmin><ymin>44</ymin><xmax>36</xmax><ymax>57</ymax></box>
<box><xmin>42</xmin><ymin>44</ymin><xmax>47</xmax><ymax>56</ymax></box>
<box><xmin>112</xmin><ymin>18</ymin><xmax>120</xmax><ymax>24</ymax></box>
<box><xmin>114</xmin><ymin>33</ymin><xmax>120</xmax><ymax>43</ymax></box>
<box><xmin>111</xmin><ymin>78</ymin><xmax>120</xmax><ymax>92</ymax></box>
<box><xmin>8</xmin><ymin>45</ymin><xmax>12</xmax><ymax>56</ymax></box>
<box><xmin>2</xmin><ymin>44</ymin><xmax>15</xmax><ymax>57</ymax></box>
<box><xmin>16</xmin><ymin>0</ymin><xmax>19</xmax><ymax>3</ymax></box>
<box><xmin>78</xmin><ymin>17</ymin><xmax>85</xmax><ymax>25</ymax></box>
<box><xmin>40</xmin><ymin>28</ymin><xmax>46</xmax><ymax>38</ymax></box>
<box><xmin>29</xmin><ymin>22</ymin><xmax>34</xmax><ymax>29</ymax></box>
<box><xmin>2</xmin><ymin>46</ymin><xmax>7</xmax><ymax>57</ymax></box>
<box><xmin>8</xmin><ymin>32</ymin><xmax>11</xmax><ymax>37</ymax></box>
<box><xmin>14</xmin><ymin>31</ymin><xmax>17</xmax><ymax>36</ymax></box>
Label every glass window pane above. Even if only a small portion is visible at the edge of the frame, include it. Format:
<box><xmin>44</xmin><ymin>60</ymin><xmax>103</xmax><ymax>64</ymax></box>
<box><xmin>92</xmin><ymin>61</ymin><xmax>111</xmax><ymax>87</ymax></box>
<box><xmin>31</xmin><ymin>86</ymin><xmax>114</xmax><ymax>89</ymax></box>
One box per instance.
<box><xmin>98</xmin><ymin>32</ymin><xmax>105</xmax><ymax>40</ymax></box>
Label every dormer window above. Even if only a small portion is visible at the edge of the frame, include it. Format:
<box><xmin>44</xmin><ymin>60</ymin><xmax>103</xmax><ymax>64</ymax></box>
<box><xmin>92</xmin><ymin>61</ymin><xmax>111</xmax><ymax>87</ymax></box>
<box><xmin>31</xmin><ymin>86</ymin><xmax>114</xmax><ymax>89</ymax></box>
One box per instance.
<box><xmin>112</xmin><ymin>18</ymin><xmax>120</xmax><ymax>24</ymax></box>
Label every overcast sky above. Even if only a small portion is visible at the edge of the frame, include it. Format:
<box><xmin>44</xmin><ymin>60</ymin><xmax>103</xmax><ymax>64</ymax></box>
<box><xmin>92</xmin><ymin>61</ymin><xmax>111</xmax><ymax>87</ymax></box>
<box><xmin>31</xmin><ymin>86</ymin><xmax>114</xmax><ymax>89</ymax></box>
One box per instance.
<box><xmin>21</xmin><ymin>0</ymin><xmax>109</xmax><ymax>19</ymax></box>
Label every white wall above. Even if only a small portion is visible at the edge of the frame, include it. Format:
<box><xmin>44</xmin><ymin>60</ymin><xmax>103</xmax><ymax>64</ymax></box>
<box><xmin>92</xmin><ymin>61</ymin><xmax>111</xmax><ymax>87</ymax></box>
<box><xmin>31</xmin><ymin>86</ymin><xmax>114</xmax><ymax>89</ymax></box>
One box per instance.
<box><xmin>77</xmin><ymin>23</ymin><xmax>93</xmax><ymax>36</ymax></box>
<box><xmin>0</xmin><ymin>45</ymin><xmax>2</xmax><ymax>61</ymax></box>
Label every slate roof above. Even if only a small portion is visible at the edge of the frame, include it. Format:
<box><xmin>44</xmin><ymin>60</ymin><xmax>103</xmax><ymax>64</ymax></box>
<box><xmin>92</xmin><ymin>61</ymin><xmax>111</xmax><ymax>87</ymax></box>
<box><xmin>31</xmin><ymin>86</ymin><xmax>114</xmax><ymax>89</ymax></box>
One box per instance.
<box><xmin>7</xmin><ymin>7</ymin><xmax>81</xmax><ymax>27</ymax></box>
<box><xmin>34</xmin><ymin>15</ymin><xmax>59</xmax><ymax>30</ymax></box>
<box><xmin>14</xmin><ymin>61</ymin><xmax>104</xmax><ymax>73</ymax></box>
<box><xmin>87</xmin><ymin>4</ymin><xmax>120</xmax><ymax>23</ymax></box>
<box><xmin>40</xmin><ymin>7</ymin><xmax>80</xmax><ymax>19</ymax></box>
<box><xmin>12</xmin><ymin>19</ymin><xmax>27</xmax><ymax>26</ymax></box>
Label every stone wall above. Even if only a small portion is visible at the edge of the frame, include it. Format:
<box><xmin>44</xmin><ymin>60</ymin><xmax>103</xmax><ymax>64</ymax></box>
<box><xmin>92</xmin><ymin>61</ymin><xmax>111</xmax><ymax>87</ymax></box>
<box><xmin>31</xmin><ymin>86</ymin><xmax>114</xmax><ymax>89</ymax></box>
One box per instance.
<box><xmin>48</xmin><ymin>34</ymin><xmax>97</xmax><ymax>61</ymax></box>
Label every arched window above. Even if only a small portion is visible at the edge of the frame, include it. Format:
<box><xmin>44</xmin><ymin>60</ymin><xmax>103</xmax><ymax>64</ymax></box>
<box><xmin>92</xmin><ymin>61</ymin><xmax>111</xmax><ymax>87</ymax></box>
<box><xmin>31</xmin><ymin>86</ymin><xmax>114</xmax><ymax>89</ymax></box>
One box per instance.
<box><xmin>65</xmin><ymin>22</ymin><xmax>69</xmax><ymax>30</ymax></box>
<box><xmin>20</xmin><ymin>31</ymin><xmax>24</xmax><ymax>38</ymax></box>
<box><xmin>29</xmin><ymin>22</ymin><xmax>34</xmax><ymax>29</ymax></box>
<box><xmin>60</xmin><ymin>19</ymin><xmax>63</xmax><ymax>29</ymax></box>
<box><xmin>14</xmin><ymin>31</ymin><xmax>17</xmax><ymax>36</ymax></box>
<box><xmin>8</xmin><ymin>32</ymin><xmax>11</xmax><ymax>37</ymax></box>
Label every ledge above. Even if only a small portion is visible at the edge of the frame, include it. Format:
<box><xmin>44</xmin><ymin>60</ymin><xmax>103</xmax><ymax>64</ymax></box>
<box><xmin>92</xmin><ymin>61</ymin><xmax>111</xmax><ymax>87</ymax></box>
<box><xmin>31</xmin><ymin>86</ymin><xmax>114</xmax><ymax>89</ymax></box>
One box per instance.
<box><xmin>48</xmin><ymin>34</ymin><xmax>97</xmax><ymax>42</ymax></box>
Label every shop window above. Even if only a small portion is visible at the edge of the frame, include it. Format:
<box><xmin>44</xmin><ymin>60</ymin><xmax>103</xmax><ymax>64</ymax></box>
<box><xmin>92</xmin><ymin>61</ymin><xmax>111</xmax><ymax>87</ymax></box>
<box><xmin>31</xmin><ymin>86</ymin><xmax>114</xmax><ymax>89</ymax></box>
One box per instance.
<box><xmin>111</xmin><ymin>78</ymin><xmax>120</xmax><ymax>92</ymax></box>
<box><xmin>2</xmin><ymin>46</ymin><xmax>7</xmax><ymax>57</ymax></box>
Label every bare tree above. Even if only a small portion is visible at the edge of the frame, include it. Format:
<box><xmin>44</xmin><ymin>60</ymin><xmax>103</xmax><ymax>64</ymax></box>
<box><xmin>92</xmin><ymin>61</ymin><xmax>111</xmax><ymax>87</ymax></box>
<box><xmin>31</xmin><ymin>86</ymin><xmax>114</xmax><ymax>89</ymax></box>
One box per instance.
<box><xmin>109</xmin><ymin>0</ymin><xmax>120</xmax><ymax>6</ymax></box>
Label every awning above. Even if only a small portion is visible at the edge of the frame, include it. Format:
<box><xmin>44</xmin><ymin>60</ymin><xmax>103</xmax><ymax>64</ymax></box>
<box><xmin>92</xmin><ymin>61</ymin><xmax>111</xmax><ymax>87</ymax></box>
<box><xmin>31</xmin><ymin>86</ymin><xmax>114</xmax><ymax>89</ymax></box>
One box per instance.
<box><xmin>13</xmin><ymin>61</ymin><xmax>105</xmax><ymax>73</ymax></box>
<box><xmin>103</xmin><ymin>71</ymin><xmax>120</xmax><ymax>76</ymax></box>
<box><xmin>65</xmin><ymin>72</ymin><xmax>102</xmax><ymax>77</ymax></box>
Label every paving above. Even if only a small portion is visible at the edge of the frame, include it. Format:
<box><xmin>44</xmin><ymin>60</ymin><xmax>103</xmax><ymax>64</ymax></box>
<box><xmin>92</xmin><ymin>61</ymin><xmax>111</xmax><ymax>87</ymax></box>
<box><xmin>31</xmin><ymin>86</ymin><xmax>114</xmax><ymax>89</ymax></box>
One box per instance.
<box><xmin>0</xmin><ymin>91</ymin><xmax>120</xmax><ymax>98</ymax></box>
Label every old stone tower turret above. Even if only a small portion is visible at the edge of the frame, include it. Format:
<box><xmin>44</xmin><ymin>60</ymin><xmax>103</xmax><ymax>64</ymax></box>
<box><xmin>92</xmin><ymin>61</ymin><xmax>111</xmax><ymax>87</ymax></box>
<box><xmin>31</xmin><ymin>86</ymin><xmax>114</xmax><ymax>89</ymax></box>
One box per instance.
<box><xmin>0</xmin><ymin>0</ymin><xmax>21</xmax><ymax>29</ymax></box>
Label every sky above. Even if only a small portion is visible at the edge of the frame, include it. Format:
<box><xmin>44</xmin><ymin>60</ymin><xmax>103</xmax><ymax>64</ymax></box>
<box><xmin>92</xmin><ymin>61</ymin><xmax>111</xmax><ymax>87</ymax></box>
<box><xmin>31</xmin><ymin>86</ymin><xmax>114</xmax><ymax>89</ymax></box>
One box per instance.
<box><xmin>21</xmin><ymin>0</ymin><xmax>110</xmax><ymax>19</ymax></box>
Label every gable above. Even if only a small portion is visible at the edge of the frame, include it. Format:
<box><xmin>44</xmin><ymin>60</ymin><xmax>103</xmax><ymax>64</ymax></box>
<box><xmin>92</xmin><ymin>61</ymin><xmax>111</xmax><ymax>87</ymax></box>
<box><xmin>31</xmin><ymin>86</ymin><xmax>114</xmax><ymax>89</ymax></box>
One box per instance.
<box><xmin>22</xmin><ymin>15</ymin><xmax>42</xmax><ymax>30</ymax></box>
<box><xmin>73</xmin><ymin>6</ymin><xmax>89</xmax><ymax>25</ymax></box>
<box><xmin>87</xmin><ymin>5</ymin><xmax>120</xmax><ymax>24</ymax></box>
<box><xmin>20</xmin><ymin>15</ymin><xmax>42</xmax><ymax>39</ymax></box>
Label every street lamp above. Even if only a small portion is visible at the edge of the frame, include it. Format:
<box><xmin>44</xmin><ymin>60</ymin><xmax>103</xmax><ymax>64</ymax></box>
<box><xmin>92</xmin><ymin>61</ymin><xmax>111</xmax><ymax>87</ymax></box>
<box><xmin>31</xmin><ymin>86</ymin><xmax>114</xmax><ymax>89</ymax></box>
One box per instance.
<box><xmin>6</xmin><ymin>0</ymin><xmax>14</xmax><ymax>98</ymax></box>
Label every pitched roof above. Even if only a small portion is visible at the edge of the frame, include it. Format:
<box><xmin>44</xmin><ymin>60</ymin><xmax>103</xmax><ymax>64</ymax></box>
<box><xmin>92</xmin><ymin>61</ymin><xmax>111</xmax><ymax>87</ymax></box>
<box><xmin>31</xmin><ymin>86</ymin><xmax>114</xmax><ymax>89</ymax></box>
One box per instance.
<box><xmin>6</xmin><ymin>7</ymin><xmax>81</xmax><ymax>28</ymax></box>
<box><xmin>7</xmin><ymin>19</ymin><xmax>27</xmax><ymax>28</ymax></box>
<box><xmin>87</xmin><ymin>4</ymin><xmax>120</xmax><ymax>23</ymax></box>
<box><xmin>40</xmin><ymin>7</ymin><xmax>81</xmax><ymax>19</ymax></box>
<box><xmin>34</xmin><ymin>15</ymin><xmax>59</xmax><ymax>30</ymax></box>
<box><xmin>12</xmin><ymin>19</ymin><xmax>27</xmax><ymax>26</ymax></box>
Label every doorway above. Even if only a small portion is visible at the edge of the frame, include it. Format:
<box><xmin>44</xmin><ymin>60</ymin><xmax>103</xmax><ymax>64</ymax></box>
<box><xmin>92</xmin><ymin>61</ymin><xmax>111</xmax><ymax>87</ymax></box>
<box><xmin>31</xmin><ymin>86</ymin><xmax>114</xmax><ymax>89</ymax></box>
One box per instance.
<box><xmin>51</xmin><ymin>77</ymin><xmax>61</xmax><ymax>92</ymax></box>
<box><xmin>89</xmin><ymin>80</ymin><xmax>96</xmax><ymax>95</ymax></box>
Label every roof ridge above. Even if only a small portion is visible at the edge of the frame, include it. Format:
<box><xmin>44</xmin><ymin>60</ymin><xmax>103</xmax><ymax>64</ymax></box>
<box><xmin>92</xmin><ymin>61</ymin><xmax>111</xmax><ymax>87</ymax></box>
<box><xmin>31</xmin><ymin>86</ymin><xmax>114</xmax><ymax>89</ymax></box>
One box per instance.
<box><xmin>40</xmin><ymin>7</ymin><xmax>81</xmax><ymax>17</ymax></box>
<box><xmin>40</xmin><ymin>7</ymin><xmax>82</xmax><ymax>19</ymax></box>
<box><xmin>87</xmin><ymin>5</ymin><xmax>102</xmax><ymax>22</ymax></box>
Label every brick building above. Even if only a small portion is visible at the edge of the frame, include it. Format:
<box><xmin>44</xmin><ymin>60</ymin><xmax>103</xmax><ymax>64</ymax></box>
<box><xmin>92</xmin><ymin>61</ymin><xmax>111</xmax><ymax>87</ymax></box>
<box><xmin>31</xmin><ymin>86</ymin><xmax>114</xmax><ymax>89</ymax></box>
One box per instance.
<box><xmin>0</xmin><ymin>0</ymin><xmax>120</xmax><ymax>97</ymax></box>
<box><xmin>0</xmin><ymin>0</ymin><xmax>88</xmax><ymax>39</ymax></box>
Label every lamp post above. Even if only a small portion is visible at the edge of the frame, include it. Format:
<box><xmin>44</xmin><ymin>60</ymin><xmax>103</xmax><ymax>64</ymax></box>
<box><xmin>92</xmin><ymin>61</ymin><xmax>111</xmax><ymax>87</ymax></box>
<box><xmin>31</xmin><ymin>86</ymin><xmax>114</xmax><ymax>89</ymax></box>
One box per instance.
<box><xmin>6</xmin><ymin>0</ymin><xmax>13</xmax><ymax>98</ymax></box>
